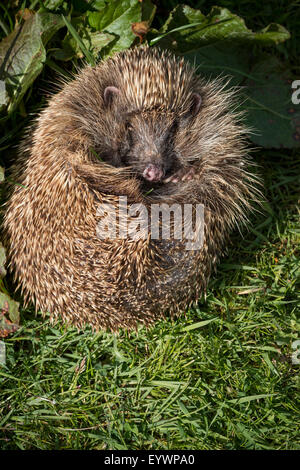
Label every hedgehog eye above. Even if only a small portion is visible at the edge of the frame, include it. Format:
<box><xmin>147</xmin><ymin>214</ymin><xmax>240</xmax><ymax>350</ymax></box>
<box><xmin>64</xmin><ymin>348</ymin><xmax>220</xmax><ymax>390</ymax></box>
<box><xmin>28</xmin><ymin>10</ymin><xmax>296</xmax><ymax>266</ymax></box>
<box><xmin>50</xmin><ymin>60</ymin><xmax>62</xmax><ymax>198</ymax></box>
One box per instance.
<box><xmin>126</xmin><ymin>121</ymin><xmax>136</xmax><ymax>137</ymax></box>
<box><xmin>190</xmin><ymin>93</ymin><xmax>202</xmax><ymax>116</ymax></box>
<box><xmin>124</xmin><ymin>122</ymin><xmax>134</xmax><ymax>147</ymax></box>
<box><xmin>103</xmin><ymin>86</ymin><xmax>120</xmax><ymax>106</ymax></box>
<box><xmin>125</xmin><ymin>122</ymin><xmax>133</xmax><ymax>132</ymax></box>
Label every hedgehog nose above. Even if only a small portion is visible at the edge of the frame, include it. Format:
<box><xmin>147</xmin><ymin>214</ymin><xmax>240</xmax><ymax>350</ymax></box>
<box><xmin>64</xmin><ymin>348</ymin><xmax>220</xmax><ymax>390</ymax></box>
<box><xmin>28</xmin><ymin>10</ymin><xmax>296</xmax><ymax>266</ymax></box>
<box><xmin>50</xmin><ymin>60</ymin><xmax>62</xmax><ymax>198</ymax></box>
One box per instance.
<box><xmin>143</xmin><ymin>163</ymin><xmax>164</xmax><ymax>182</ymax></box>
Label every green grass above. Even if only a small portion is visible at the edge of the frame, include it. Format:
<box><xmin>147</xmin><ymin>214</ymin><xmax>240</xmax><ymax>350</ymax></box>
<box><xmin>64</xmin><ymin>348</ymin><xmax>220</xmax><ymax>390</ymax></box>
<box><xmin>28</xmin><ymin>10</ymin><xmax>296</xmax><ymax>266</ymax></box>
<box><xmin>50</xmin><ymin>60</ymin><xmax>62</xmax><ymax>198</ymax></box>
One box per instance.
<box><xmin>0</xmin><ymin>149</ymin><xmax>299</xmax><ymax>450</ymax></box>
<box><xmin>0</xmin><ymin>0</ymin><xmax>299</xmax><ymax>450</ymax></box>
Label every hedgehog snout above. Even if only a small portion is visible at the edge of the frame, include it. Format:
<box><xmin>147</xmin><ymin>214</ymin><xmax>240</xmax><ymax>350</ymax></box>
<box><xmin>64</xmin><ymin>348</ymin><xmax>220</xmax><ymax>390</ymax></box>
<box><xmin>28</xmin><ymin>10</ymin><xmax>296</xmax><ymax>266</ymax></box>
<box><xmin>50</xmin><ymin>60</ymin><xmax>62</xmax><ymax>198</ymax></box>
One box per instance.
<box><xmin>142</xmin><ymin>163</ymin><xmax>165</xmax><ymax>182</ymax></box>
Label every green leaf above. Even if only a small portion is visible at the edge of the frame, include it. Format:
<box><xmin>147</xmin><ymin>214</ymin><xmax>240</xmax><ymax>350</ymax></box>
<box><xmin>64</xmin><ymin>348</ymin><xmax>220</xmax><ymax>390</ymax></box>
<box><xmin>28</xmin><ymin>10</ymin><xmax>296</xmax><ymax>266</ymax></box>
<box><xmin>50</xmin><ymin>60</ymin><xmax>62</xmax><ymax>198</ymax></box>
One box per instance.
<box><xmin>228</xmin><ymin>393</ymin><xmax>277</xmax><ymax>404</ymax></box>
<box><xmin>54</xmin><ymin>19</ymin><xmax>115</xmax><ymax>62</ymax></box>
<box><xmin>87</xmin><ymin>0</ymin><xmax>156</xmax><ymax>56</ymax></box>
<box><xmin>244</xmin><ymin>58</ymin><xmax>300</xmax><ymax>148</ymax></box>
<box><xmin>184</xmin><ymin>43</ymin><xmax>252</xmax><ymax>87</ymax></box>
<box><xmin>0</xmin><ymin>80</ymin><xmax>9</xmax><ymax>110</ymax></box>
<box><xmin>0</xmin><ymin>293</ymin><xmax>19</xmax><ymax>323</ymax></box>
<box><xmin>0</xmin><ymin>292</ymin><xmax>20</xmax><ymax>337</ymax></box>
<box><xmin>80</xmin><ymin>31</ymin><xmax>115</xmax><ymax>59</ymax></box>
<box><xmin>62</xmin><ymin>15</ymin><xmax>96</xmax><ymax>65</ymax></box>
<box><xmin>182</xmin><ymin>317</ymin><xmax>218</xmax><ymax>332</ymax></box>
<box><xmin>0</xmin><ymin>11</ymin><xmax>64</xmax><ymax>114</ymax></box>
<box><xmin>150</xmin><ymin>4</ymin><xmax>292</xmax><ymax>148</ymax></box>
<box><xmin>184</xmin><ymin>45</ymin><xmax>299</xmax><ymax>148</ymax></box>
<box><xmin>152</xmin><ymin>5</ymin><xmax>290</xmax><ymax>50</ymax></box>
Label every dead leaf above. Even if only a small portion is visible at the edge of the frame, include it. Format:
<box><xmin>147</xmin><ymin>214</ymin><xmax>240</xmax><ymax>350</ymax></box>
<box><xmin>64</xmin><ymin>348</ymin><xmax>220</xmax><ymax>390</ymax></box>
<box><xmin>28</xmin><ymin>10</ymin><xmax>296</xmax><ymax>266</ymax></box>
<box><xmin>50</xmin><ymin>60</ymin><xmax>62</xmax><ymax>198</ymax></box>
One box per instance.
<box><xmin>15</xmin><ymin>8</ymin><xmax>34</xmax><ymax>25</ymax></box>
<box><xmin>131</xmin><ymin>21</ymin><xmax>149</xmax><ymax>43</ymax></box>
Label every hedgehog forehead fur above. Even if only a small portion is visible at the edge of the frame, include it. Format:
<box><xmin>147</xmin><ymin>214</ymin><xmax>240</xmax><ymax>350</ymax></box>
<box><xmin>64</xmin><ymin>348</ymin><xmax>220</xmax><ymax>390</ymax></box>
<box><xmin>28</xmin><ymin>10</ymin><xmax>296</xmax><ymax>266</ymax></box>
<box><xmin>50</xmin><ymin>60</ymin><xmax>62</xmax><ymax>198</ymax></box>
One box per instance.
<box><xmin>59</xmin><ymin>48</ymin><xmax>199</xmax><ymax>168</ymax></box>
<box><xmin>40</xmin><ymin>46</ymin><xmax>247</xmax><ymax>186</ymax></box>
<box><xmin>97</xmin><ymin>46</ymin><xmax>196</xmax><ymax>112</ymax></box>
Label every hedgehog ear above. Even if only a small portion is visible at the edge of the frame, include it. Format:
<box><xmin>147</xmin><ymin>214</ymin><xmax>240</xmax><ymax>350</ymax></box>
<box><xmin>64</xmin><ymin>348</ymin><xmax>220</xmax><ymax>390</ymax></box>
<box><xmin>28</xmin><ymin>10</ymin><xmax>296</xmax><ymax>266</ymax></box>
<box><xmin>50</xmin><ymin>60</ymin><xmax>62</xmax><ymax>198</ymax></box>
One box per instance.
<box><xmin>190</xmin><ymin>93</ymin><xmax>202</xmax><ymax>116</ymax></box>
<box><xmin>103</xmin><ymin>86</ymin><xmax>120</xmax><ymax>106</ymax></box>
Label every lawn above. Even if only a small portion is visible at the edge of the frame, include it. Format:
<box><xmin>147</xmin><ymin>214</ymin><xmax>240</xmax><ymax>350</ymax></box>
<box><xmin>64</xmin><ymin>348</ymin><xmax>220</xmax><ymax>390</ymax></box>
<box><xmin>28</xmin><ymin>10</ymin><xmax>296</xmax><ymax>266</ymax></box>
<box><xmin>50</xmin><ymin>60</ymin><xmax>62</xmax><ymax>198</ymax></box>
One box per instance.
<box><xmin>0</xmin><ymin>0</ymin><xmax>299</xmax><ymax>450</ymax></box>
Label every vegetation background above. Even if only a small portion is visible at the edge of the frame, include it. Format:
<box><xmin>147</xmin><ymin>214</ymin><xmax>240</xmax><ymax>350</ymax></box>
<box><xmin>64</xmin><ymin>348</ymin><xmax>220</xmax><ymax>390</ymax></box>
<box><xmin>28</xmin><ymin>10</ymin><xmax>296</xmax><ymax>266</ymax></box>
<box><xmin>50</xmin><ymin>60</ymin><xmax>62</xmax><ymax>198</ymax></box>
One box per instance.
<box><xmin>0</xmin><ymin>0</ymin><xmax>299</xmax><ymax>450</ymax></box>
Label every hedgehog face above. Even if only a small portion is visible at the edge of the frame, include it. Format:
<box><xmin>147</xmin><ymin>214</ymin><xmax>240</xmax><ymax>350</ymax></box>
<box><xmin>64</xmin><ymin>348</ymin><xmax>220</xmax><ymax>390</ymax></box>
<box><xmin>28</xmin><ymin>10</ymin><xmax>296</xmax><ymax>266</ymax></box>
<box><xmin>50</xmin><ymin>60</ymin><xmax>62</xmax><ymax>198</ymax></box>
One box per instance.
<box><xmin>119</xmin><ymin>113</ymin><xmax>180</xmax><ymax>183</ymax></box>
<box><xmin>101</xmin><ymin>85</ymin><xmax>202</xmax><ymax>185</ymax></box>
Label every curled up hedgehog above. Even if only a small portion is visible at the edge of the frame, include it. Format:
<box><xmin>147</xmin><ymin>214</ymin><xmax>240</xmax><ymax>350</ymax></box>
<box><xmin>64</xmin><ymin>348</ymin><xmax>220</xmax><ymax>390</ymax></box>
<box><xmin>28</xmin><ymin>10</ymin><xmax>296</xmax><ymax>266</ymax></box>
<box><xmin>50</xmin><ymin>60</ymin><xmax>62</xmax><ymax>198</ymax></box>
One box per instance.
<box><xmin>3</xmin><ymin>46</ymin><xmax>259</xmax><ymax>330</ymax></box>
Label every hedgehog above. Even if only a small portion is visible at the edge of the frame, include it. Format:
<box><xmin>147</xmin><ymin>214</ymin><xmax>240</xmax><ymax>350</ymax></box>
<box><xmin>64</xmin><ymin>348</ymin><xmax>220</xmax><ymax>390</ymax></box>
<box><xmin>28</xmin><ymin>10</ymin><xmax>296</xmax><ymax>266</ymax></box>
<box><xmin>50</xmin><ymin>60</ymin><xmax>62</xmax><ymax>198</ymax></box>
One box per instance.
<box><xmin>3</xmin><ymin>46</ymin><xmax>259</xmax><ymax>331</ymax></box>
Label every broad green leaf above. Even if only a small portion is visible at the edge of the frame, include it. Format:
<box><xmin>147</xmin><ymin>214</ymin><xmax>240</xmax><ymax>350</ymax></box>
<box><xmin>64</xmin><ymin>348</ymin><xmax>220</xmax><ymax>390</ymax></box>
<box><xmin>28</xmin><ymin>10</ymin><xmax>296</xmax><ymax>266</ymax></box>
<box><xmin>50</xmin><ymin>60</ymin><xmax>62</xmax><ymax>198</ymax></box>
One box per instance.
<box><xmin>150</xmin><ymin>4</ymin><xmax>292</xmax><ymax>148</ymax></box>
<box><xmin>0</xmin><ymin>292</ymin><xmax>19</xmax><ymax>322</ymax></box>
<box><xmin>87</xmin><ymin>0</ymin><xmax>156</xmax><ymax>56</ymax></box>
<box><xmin>68</xmin><ymin>30</ymin><xmax>115</xmax><ymax>61</ymax></box>
<box><xmin>244</xmin><ymin>58</ymin><xmax>300</xmax><ymax>148</ymax></box>
<box><xmin>141</xmin><ymin>0</ymin><xmax>157</xmax><ymax>24</ymax></box>
<box><xmin>0</xmin><ymin>240</ymin><xmax>19</xmax><ymax>334</ymax></box>
<box><xmin>0</xmin><ymin>80</ymin><xmax>9</xmax><ymax>110</ymax></box>
<box><xmin>62</xmin><ymin>15</ymin><xmax>97</xmax><ymax>65</ymax></box>
<box><xmin>54</xmin><ymin>19</ymin><xmax>115</xmax><ymax>62</ymax></box>
<box><xmin>184</xmin><ymin>43</ymin><xmax>252</xmax><ymax>87</ymax></box>
<box><xmin>152</xmin><ymin>5</ymin><xmax>290</xmax><ymax>50</ymax></box>
<box><xmin>0</xmin><ymin>12</ymin><xmax>64</xmax><ymax>113</ymax></box>
<box><xmin>184</xmin><ymin>45</ymin><xmax>299</xmax><ymax>148</ymax></box>
<box><xmin>0</xmin><ymin>292</ymin><xmax>20</xmax><ymax>337</ymax></box>
<box><xmin>255</xmin><ymin>23</ymin><xmax>292</xmax><ymax>44</ymax></box>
